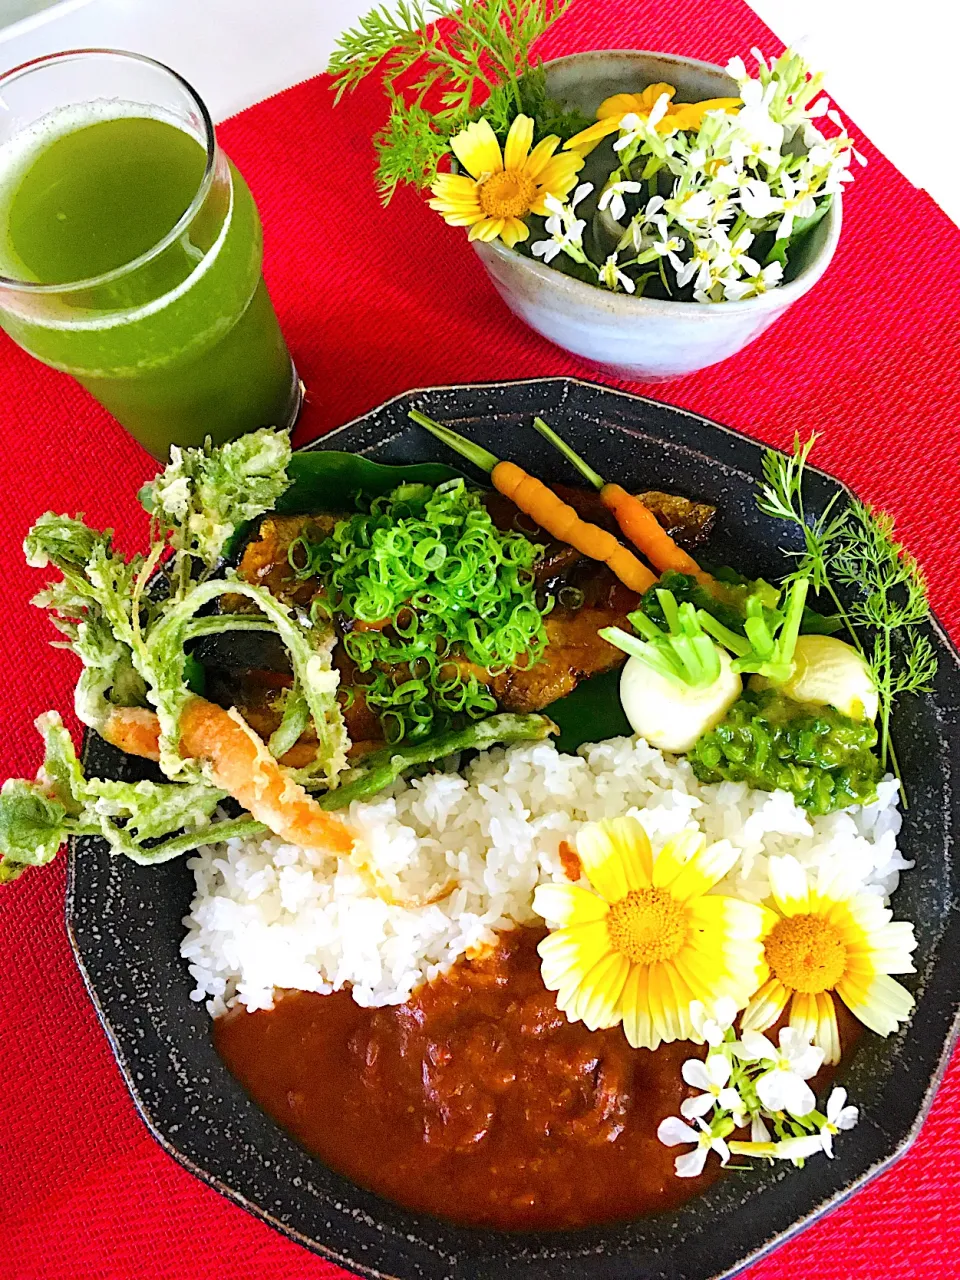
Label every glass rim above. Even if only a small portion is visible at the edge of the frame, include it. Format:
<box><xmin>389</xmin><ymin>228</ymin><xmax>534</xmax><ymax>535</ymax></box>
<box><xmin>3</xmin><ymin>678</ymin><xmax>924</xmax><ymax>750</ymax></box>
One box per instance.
<box><xmin>0</xmin><ymin>47</ymin><xmax>217</xmax><ymax>295</ymax></box>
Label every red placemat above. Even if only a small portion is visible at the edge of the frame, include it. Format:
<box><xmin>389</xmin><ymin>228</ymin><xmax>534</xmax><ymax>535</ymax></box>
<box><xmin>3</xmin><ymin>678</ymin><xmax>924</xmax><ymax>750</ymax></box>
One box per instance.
<box><xmin>1</xmin><ymin>1</ymin><xmax>958</xmax><ymax>1277</ymax></box>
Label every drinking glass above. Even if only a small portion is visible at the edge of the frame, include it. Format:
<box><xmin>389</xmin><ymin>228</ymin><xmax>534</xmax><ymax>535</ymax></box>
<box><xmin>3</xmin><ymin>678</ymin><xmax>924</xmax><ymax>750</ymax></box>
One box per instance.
<box><xmin>0</xmin><ymin>49</ymin><xmax>301</xmax><ymax>459</ymax></box>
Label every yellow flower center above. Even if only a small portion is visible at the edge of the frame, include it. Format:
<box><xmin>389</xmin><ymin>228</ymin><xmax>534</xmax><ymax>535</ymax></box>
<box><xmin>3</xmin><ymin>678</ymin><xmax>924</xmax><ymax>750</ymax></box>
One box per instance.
<box><xmin>478</xmin><ymin>169</ymin><xmax>536</xmax><ymax>220</ymax></box>
<box><xmin>606</xmin><ymin>888</ymin><xmax>688</xmax><ymax>966</ymax></box>
<box><xmin>765</xmin><ymin>914</ymin><xmax>847</xmax><ymax>994</ymax></box>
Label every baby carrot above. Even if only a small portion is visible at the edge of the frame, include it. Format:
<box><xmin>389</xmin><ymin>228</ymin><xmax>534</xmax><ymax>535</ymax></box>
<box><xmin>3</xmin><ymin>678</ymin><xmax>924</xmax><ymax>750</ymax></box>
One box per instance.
<box><xmin>408</xmin><ymin>410</ymin><xmax>656</xmax><ymax>595</ymax></box>
<box><xmin>531</xmin><ymin>417</ymin><xmax>711</xmax><ymax>585</ymax></box>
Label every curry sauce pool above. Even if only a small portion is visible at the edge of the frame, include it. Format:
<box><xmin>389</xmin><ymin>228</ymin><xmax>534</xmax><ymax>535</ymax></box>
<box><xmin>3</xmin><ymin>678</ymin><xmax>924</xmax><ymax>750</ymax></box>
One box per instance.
<box><xmin>213</xmin><ymin>927</ymin><xmax>715</xmax><ymax>1230</ymax></box>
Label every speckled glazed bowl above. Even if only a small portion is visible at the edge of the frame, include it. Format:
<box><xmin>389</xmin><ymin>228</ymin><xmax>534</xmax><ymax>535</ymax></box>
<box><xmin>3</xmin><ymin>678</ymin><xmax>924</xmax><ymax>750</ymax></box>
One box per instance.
<box><xmin>472</xmin><ymin>52</ymin><xmax>842</xmax><ymax>381</ymax></box>
<box><xmin>68</xmin><ymin>379</ymin><xmax>959</xmax><ymax>1280</ymax></box>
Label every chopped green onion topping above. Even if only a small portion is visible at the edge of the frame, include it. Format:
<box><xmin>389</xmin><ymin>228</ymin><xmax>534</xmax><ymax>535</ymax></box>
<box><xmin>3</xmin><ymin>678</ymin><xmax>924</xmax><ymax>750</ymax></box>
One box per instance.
<box><xmin>291</xmin><ymin>479</ymin><xmax>549</xmax><ymax>741</ymax></box>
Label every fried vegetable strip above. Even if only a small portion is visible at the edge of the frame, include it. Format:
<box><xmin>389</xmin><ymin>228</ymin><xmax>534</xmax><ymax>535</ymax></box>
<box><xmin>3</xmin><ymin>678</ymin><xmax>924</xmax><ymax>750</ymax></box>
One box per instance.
<box><xmin>318</xmin><ymin>712</ymin><xmax>555</xmax><ymax>809</ymax></box>
<box><xmin>102</xmin><ymin>697</ymin><xmax>354</xmax><ymax>854</ymax></box>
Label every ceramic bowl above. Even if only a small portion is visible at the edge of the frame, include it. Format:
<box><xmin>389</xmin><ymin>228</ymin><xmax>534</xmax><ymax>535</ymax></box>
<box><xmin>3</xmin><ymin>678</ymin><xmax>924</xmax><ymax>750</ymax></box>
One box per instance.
<box><xmin>472</xmin><ymin>51</ymin><xmax>842</xmax><ymax>381</ymax></box>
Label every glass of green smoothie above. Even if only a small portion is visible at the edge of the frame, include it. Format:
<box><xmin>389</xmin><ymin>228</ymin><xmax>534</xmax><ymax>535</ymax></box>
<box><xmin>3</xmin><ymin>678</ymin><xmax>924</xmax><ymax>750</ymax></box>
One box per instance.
<box><xmin>0</xmin><ymin>49</ymin><xmax>301</xmax><ymax>459</ymax></box>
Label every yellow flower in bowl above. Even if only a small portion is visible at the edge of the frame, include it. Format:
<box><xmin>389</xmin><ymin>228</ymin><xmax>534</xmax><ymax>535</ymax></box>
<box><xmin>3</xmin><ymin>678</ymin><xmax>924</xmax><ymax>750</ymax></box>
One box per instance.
<box><xmin>532</xmin><ymin>817</ymin><xmax>770</xmax><ymax>1050</ymax></box>
<box><xmin>429</xmin><ymin>114</ymin><xmax>584</xmax><ymax>247</ymax></box>
<box><xmin>742</xmin><ymin>855</ymin><xmax>917</xmax><ymax>1065</ymax></box>
<box><xmin>564</xmin><ymin>83</ymin><xmax>741</xmax><ymax>156</ymax></box>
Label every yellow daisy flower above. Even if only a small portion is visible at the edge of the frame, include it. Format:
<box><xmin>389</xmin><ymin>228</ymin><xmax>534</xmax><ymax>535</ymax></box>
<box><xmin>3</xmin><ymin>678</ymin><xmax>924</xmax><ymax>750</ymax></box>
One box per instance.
<box><xmin>428</xmin><ymin>114</ymin><xmax>584</xmax><ymax>248</ymax></box>
<box><xmin>741</xmin><ymin>854</ymin><xmax>917</xmax><ymax>1066</ymax></box>
<box><xmin>532</xmin><ymin>817</ymin><xmax>770</xmax><ymax>1051</ymax></box>
<box><xmin>564</xmin><ymin>83</ymin><xmax>741</xmax><ymax>156</ymax></box>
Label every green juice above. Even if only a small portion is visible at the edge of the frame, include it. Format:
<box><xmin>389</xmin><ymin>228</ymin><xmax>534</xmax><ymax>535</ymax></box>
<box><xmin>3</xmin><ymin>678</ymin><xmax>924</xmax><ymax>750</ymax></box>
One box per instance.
<box><xmin>0</xmin><ymin>112</ymin><xmax>298</xmax><ymax>458</ymax></box>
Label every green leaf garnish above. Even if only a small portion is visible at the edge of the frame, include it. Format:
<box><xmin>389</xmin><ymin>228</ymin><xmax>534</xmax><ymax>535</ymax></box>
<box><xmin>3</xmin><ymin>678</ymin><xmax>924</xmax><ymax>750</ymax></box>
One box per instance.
<box><xmin>139</xmin><ymin>427</ymin><xmax>293</xmax><ymax>569</ymax></box>
<box><xmin>317</xmin><ymin>712</ymin><xmax>554</xmax><ymax>807</ymax></box>
<box><xmin>0</xmin><ymin>711</ymin><xmax>237</xmax><ymax>881</ymax></box>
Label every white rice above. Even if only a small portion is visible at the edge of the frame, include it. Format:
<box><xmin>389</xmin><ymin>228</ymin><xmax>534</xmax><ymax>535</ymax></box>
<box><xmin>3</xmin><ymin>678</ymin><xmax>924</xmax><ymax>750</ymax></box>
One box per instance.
<box><xmin>180</xmin><ymin>735</ymin><xmax>907</xmax><ymax>1018</ymax></box>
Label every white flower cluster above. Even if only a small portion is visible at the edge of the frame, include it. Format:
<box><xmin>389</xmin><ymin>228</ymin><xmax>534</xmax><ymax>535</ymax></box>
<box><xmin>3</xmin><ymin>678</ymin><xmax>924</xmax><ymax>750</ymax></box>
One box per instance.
<box><xmin>657</xmin><ymin>999</ymin><xmax>859</xmax><ymax>1177</ymax></box>
<box><xmin>533</xmin><ymin>48</ymin><xmax>863</xmax><ymax>304</ymax></box>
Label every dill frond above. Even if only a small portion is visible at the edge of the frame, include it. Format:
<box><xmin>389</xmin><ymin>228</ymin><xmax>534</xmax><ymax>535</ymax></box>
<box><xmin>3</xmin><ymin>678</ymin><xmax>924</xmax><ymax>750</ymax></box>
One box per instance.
<box><xmin>373</xmin><ymin>98</ymin><xmax>461</xmax><ymax>203</ymax></box>
<box><xmin>329</xmin><ymin>0</ymin><xmax>582</xmax><ymax>194</ymax></box>
<box><xmin>757</xmin><ymin>436</ymin><xmax>937</xmax><ymax>788</ymax></box>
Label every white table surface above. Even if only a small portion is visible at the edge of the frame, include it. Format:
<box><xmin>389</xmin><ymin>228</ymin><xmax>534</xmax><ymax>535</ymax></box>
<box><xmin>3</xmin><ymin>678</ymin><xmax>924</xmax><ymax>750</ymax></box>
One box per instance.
<box><xmin>1</xmin><ymin>0</ymin><xmax>958</xmax><ymax>228</ymax></box>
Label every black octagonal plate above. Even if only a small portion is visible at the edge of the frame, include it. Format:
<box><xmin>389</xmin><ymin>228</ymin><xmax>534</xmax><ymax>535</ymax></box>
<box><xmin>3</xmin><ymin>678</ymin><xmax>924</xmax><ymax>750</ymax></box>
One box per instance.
<box><xmin>67</xmin><ymin>377</ymin><xmax>960</xmax><ymax>1280</ymax></box>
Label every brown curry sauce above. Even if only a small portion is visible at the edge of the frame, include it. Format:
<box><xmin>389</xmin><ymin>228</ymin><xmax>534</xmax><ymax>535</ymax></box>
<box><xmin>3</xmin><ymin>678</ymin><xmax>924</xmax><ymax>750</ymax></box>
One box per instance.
<box><xmin>213</xmin><ymin>927</ymin><xmax>718</xmax><ymax>1231</ymax></box>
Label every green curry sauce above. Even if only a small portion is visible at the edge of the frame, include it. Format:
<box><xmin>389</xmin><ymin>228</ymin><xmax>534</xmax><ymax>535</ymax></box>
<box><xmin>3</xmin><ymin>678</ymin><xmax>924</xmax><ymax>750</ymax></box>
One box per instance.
<box><xmin>690</xmin><ymin>689</ymin><xmax>882</xmax><ymax>815</ymax></box>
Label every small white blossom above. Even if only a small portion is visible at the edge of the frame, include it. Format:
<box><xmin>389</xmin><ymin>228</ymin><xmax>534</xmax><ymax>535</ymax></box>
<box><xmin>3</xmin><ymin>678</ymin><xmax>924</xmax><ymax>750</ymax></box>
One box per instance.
<box><xmin>775</xmin><ymin>1134</ymin><xmax>828</xmax><ymax>1164</ymax></box>
<box><xmin>664</xmin><ymin>187</ymin><xmax>716</xmax><ymax>231</ymax></box>
<box><xmin>775</xmin><ymin>170</ymin><xmax>818</xmax><ymax>239</ymax></box>
<box><xmin>598</xmin><ymin>252</ymin><xmax>636</xmax><ymax>293</ymax></box>
<box><xmin>677</xmin><ymin>235</ymin><xmax>721</xmax><ymax>292</ymax></box>
<box><xmin>738</xmin><ymin>177</ymin><xmax>783</xmax><ymax>220</ymax></box>
<box><xmin>531</xmin><ymin>186</ymin><xmax>592</xmax><ymax>263</ymax></box>
<box><xmin>598</xmin><ymin>179</ymin><xmax>643</xmax><ymax>223</ymax></box>
<box><xmin>710</xmin><ymin>225</ymin><xmax>760</xmax><ymax>275</ymax></box>
<box><xmin>648</xmin><ymin>216</ymin><xmax>685</xmax><ymax>271</ymax></box>
<box><xmin>613</xmin><ymin>111</ymin><xmax>645</xmax><ymax>153</ymax></box>
<box><xmin>657</xmin><ymin>1115</ymin><xmax>731</xmax><ymax>1178</ymax></box>
<box><xmin>733</xmin><ymin>78</ymin><xmax>785</xmax><ymax>165</ymax></box>
<box><xmin>818</xmin><ymin>1087</ymin><xmax>859</xmax><ymax>1157</ymax></box>
<box><xmin>751</xmin><ymin>1114</ymin><xmax>771</xmax><ymax>1142</ymax></box>
<box><xmin>726</xmin><ymin>55</ymin><xmax>748</xmax><ymax>81</ymax></box>
<box><xmin>689</xmin><ymin>997</ymin><xmax>738</xmax><ymax>1047</ymax></box>
<box><xmin>614</xmin><ymin>93</ymin><xmax>671</xmax><ymax>154</ymax></box>
<box><xmin>681</xmin><ymin>1053</ymin><xmax>746</xmax><ymax>1123</ymax></box>
<box><xmin>730</xmin><ymin>1133</ymin><xmax>825</xmax><ymax>1165</ymax></box>
<box><xmin>735</xmin><ymin>1027</ymin><xmax>824</xmax><ymax>1116</ymax></box>
<box><xmin>723</xmin><ymin>258</ymin><xmax>784</xmax><ymax>301</ymax></box>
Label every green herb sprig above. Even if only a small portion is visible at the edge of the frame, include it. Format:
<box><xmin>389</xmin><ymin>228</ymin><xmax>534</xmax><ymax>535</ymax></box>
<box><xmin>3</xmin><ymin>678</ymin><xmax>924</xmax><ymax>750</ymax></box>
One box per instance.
<box><xmin>328</xmin><ymin>0</ymin><xmax>587</xmax><ymax>201</ymax></box>
<box><xmin>758</xmin><ymin>434</ymin><xmax>937</xmax><ymax>786</ymax></box>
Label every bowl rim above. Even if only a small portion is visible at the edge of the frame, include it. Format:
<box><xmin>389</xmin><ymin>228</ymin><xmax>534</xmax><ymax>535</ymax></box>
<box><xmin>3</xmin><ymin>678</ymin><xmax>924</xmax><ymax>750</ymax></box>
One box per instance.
<box><xmin>473</xmin><ymin>47</ymin><xmax>843</xmax><ymax>317</ymax></box>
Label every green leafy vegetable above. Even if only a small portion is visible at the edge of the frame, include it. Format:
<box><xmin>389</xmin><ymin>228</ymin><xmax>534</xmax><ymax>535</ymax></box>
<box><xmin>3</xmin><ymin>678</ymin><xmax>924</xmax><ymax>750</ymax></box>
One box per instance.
<box><xmin>318</xmin><ymin>712</ymin><xmax>554</xmax><ymax>807</ymax></box>
<box><xmin>26</xmin><ymin>514</ymin><xmax>151</xmax><ymax>728</ymax></box>
<box><xmin>0</xmin><ymin>708</ymin><xmax>557</xmax><ymax>878</ymax></box>
<box><xmin>545</xmin><ymin>668</ymin><xmax>632</xmax><ymax>754</ymax></box>
<box><xmin>273</xmin><ymin>449</ymin><xmax>460</xmax><ymax>516</ymax></box>
<box><xmin>763</xmin><ymin>195</ymin><xmax>833</xmax><ymax>274</ymax></box>
<box><xmin>268</xmin><ymin>683</ymin><xmax>311</xmax><ymax>759</ymax></box>
<box><xmin>26</xmin><ymin>429</ymin><xmax>347</xmax><ymax>785</ymax></box>
<box><xmin>690</xmin><ymin>689</ymin><xmax>881</xmax><ymax>815</ymax></box>
<box><xmin>294</xmin><ymin>478</ymin><xmax>548</xmax><ymax>742</ymax></box>
<box><xmin>758</xmin><ymin>434</ymin><xmax>937</xmax><ymax>783</ymax></box>
<box><xmin>0</xmin><ymin>712</ymin><xmax>236</xmax><ymax>881</ymax></box>
<box><xmin>139</xmin><ymin>427</ymin><xmax>293</xmax><ymax>569</ymax></box>
<box><xmin>327</xmin><ymin>0</ymin><xmax>583</xmax><ymax>201</ymax></box>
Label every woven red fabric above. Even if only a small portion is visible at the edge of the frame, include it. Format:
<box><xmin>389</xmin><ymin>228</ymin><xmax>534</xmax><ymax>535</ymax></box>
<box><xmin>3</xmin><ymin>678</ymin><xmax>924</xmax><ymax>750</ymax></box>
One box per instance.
<box><xmin>1</xmin><ymin>1</ymin><xmax>958</xmax><ymax>1277</ymax></box>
